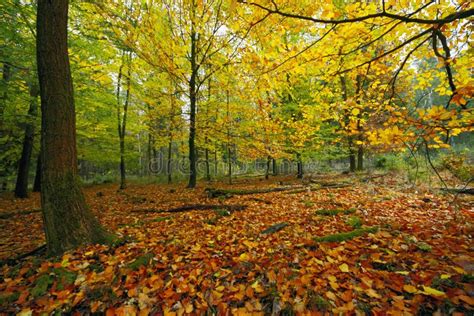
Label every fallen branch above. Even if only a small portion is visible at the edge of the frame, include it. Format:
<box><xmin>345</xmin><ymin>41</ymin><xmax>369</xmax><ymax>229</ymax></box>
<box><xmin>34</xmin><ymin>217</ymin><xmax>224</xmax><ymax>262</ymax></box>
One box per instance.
<box><xmin>132</xmin><ymin>204</ymin><xmax>247</xmax><ymax>213</ymax></box>
<box><xmin>0</xmin><ymin>244</ymin><xmax>46</xmax><ymax>266</ymax></box>
<box><xmin>205</xmin><ymin>186</ymin><xmax>304</xmax><ymax>198</ymax></box>
<box><xmin>440</xmin><ymin>188</ymin><xmax>474</xmax><ymax>195</ymax></box>
<box><xmin>261</xmin><ymin>222</ymin><xmax>289</xmax><ymax>235</ymax></box>
<box><xmin>286</xmin><ymin>183</ymin><xmax>350</xmax><ymax>194</ymax></box>
<box><xmin>0</xmin><ymin>208</ymin><xmax>41</xmax><ymax>219</ymax></box>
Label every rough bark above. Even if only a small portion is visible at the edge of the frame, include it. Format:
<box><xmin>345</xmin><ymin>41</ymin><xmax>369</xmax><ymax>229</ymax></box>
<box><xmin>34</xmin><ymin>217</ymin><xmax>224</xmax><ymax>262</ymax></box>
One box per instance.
<box><xmin>14</xmin><ymin>82</ymin><xmax>39</xmax><ymax>198</ymax></box>
<box><xmin>37</xmin><ymin>0</ymin><xmax>114</xmax><ymax>256</ymax></box>
<box><xmin>272</xmin><ymin>158</ymin><xmax>277</xmax><ymax>176</ymax></box>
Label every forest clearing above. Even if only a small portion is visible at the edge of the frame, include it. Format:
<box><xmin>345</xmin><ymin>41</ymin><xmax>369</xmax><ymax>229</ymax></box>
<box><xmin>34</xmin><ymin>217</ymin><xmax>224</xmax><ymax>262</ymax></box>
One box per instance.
<box><xmin>1</xmin><ymin>0</ymin><xmax>473</xmax><ymax>314</ymax></box>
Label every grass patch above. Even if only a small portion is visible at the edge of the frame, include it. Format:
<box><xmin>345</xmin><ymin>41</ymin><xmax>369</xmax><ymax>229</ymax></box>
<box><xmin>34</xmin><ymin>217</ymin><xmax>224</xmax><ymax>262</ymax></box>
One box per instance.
<box><xmin>313</xmin><ymin>226</ymin><xmax>378</xmax><ymax>243</ymax></box>
<box><xmin>214</xmin><ymin>209</ymin><xmax>231</xmax><ymax>217</ymax></box>
<box><xmin>346</xmin><ymin>216</ymin><xmax>362</xmax><ymax>228</ymax></box>
<box><xmin>127</xmin><ymin>253</ymin><xmax>154</xmax><ymax>270</ymax></box>
<box><xmin>150</xmin><ymin>216</ymin><xmax>171</xmax><ymax>223</ymax></box>
<box><xmin>417</xmin><ymin>242</ymin><xmax>432</xmax><ymax>252</ymax></box>
<box><xmin>315</xmin><ymin>208</ymin><xmax>356</xmax><ymax>216</ymax></box>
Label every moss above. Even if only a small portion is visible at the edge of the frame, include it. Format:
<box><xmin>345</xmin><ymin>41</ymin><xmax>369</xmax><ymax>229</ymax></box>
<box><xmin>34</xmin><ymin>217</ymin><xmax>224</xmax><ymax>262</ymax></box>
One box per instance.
<box><xmin>32</xmin><ymin>274</ymin><xmax>53</xmax><ymax>297</ymax></box>
<box><xmin>127</xmin><ymin>253</ymin><xmax>154</xmax><ymax>270</ymax></box>
<box><xmin>150</xmin><ymin>216</ymin><xmax>171</xmax><ymax>222</ymax></box>
<box><xmin>204</xmin><ymin>217</ymin><xmax>219</xmax><ymax>225</ymax></box>
<box><xmin>315</xmin><ymin>208</ymin><xmax>356</xmax><ymax>216</ymax></box>
<box><xmin>214</xmin><ymin>209</ymin><xmax>231</xmax><ymax>217</ymax></box>
<box><xmin>0</xmin><ymin>292</ymin><xmax>20</xmax><ymax>305</ymax></box>
<box><xmin>51</xmin><ymin>268</ymin><xmax>77</xmax><ymax>290</ymax></box>
<box><xmin>303</xmin><ymin>200</ymin><xmax>314</xmax><ymax>208</ymax></box>
<box><xmin>461</xmin><ymin>274</ymin><xmax>474</xmax><ymax>283</ymax></box>
<box><xmin>417</xmin><ymin>242</ymin><xmax>432</xmax><ymax>252</ymax></box>
<box><xmin>313</xmin><ymin>227</ymin><xmax>378</xmax><ymax>242</ymax></box>
<box><xmin>307</xmin><ymin>292</ymin><xmax>330</xmax><ymax>311</ymax></box>
<box><xmin>346</xmin><ymin>216</ymin><xmax>362</xmax><ymax>228</ymax></box>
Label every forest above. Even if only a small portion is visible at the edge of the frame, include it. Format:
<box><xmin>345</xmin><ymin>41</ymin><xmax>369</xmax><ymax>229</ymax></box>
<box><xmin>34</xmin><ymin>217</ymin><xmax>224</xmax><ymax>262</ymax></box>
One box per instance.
<box><xmin>0</xmin><ymin>0</ymin><xmax>473</xmax><ymax>314</ymax></box>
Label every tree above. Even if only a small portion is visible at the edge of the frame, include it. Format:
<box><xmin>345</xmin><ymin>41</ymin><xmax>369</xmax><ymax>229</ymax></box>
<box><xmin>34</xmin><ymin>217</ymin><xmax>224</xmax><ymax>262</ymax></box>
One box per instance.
<box><xmin>36</xmin><ymin>0</ymin><xmax>114</xmax><ymax>256</ymax></box>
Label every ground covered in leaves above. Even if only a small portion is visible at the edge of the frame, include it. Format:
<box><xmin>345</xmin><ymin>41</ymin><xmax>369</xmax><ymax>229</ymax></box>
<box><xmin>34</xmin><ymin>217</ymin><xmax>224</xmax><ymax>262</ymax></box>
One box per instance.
<box><xmin>0</xmin><ymin>174</ymin><xmax>473</xmax><ymax>315</ymax></box>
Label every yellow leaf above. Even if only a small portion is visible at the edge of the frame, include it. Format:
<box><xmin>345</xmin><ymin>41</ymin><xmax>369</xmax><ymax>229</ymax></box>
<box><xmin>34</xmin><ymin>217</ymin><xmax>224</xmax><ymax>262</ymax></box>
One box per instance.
<box><xmin>421</xmin><ymin>286</ymin><xmax>445</xmax><ymax>297</ymax></box>
<box><xmin>403</xmin><ymin>284</ymin><xmax>418</xmax><ymax>293</ymax></box>
<box><xmin>440</xmin><ymin>274</ymin><xmax>451</xmax><ymax>279</ymax></box>
<box><xmin>339</xmin><ymin>263</ymin><xmax>349</xmax><ymax>273</ymax></box>
<box><xmin>351</xmin><ymin>108</ymin><xmax>360</xmax><ymax>116</ymax></box>
<box><xmin>239</xmin><ymin>253</ymin><xmax>250</xmax><ymax>261</ymax></box>
<box><xmin>395</xmin><ymin>271</ymin><xmax>410</xmax><ymax>275</ymax></box>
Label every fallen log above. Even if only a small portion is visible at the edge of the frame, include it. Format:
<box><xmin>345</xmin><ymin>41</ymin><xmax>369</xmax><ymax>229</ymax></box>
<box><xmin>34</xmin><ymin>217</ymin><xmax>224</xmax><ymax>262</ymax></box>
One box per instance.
<box><xmin>205</xmin><ymin>186</ymin><xmax>304</xmax><ymax>198</ymax></box>
<box><xmin>286</xmin><ymin>183</ymin><xmax>351</xmax><ymax>194</ymax></box>
<box><xmin>439</xmin><ymin>188</ymin><xmax>474</xmax><ymax>195</ymax></box>
<box><xmin>132</xmin><ymin>204</ymin><xmax>247</xmax><ymax>213</ymax></box>
<box><xmin>0</xmin><ymin>244</ymin><xmax>46</xmax><ymax>266</ymax></box>
<box><xmin>0</xmin><ymin>208</ymin><xmax>41</xmax><ymax>219</ymax></box>
<box><xmin>261</xmin><ymin>222</ymin><xmax>289</xmax><ymax>235</ymax></box>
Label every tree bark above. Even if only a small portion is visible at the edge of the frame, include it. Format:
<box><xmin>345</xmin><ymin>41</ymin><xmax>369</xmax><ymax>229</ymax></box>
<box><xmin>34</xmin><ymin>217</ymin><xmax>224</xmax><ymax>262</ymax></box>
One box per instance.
<box><xmin>187</xmin><ymin>5</ymin><xmax>198</xmax><ymax>188</ymax></box>
<box><xmin>14</xmin><ymin>82</ymin><xmax>39</xmax><ymax>198</ymax></box>
<box><xmin>357</xmin><ymin>145</ymin><xmax>363</xmax><ymax>171</ymax></box>
<box><xmin>265</xmin><ymin>156</ymin><xmax>271</xmax><ymax>180</ymax></box>
<box><xmin>349</xmin><ymin>139</ymin><xmax>356</xmax><ymax>172</ymax></box>
<box><xmin>37</xmin><ymin>0</ymin><xmax>114</xmax><ymax>256</ymax></box>
<box><xmin>167</xmin><ymin>140</ymin><xmax>172</xmax><ymax>184</ymax></box>
<box><xmin>272</xmin><ymin>158</ymin><xmax>277</xmax><ymax>176</ymax></box>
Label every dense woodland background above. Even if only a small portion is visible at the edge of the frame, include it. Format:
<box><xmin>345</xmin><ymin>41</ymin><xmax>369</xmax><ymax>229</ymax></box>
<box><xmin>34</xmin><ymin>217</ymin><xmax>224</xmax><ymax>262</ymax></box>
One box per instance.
<box><xmin>1</xmin><ymin>0</ymin><xmax>472</xmax><ymax>192</ymax></box>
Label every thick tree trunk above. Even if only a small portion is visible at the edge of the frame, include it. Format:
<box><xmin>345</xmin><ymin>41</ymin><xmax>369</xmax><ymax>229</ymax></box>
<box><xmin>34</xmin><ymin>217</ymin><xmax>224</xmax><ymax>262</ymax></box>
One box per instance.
<box><xmin>33</xmin><ymin>155</ymin><xmax>41</xmax><ymax>192</ymax></box>
<box><xmin>14</xmin><ymin>82</ymin><xmax>39</xmax><ymax>198</ymax></box>
<box><xmin>37</xmin><ymin>0</ymin><xmax>114</xmax><ymax>256</ymax></box>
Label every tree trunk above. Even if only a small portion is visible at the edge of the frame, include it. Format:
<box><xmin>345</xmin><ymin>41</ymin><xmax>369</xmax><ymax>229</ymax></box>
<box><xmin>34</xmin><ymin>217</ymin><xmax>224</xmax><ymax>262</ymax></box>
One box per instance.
<box><xmin>349</xmin><ymin>139</ymin><xmax>356</xmax><ymax>172</ymax></box>
<box><xmin>265</xmin><ymin>156</ymin><xmax>271</xmax><ymax>180</ymax></box>
<box><xmin>357</xmin><ymin>145</ymin><xmax>363</xmax><ymax>171</ymax></box>
<box><xmin>272</xmin><ymin>158</ymin><xmax>277</xmax><ymax>176</ymax></box>
<box><xmin>227</xmin><ymin>145</ymin><xmax>232</xmax><ymax>185</ymax></box>
<box><xmin>33</xmin><ymin>154</ymin><xmax>41</xmax><ymax>192</ymax></box>
<box><xmin>37</xmin><ymin>0</ymin><xmax>114</xmax><ymax>256</ymax></box>
<box><xmin>187</xmin><ymin>17</ymin><xmax>198</xmax><ymax>188</ymax></box>
<box><xmin>14</xmin><ymin>82</ymin><xmax>39</xmax><ymax>198</ymax></box>
<box><xmin>205</xmin><ymin>147</ymin><xmax>211</xmax><ymax>181</ymax></box>
<box><xmin>296</xmin><ymin>153</ymin><xmax>303</xmax><ymax>179</ymax></box>
<box><xmin>117</xmin><ymin>51</ymin><xmax>132</xmax><ymax>190</ymax></box>
<box><xmin>167</xmin><ymin>140</ymin><xmax>172</xmax><ymax>184</ymax></box>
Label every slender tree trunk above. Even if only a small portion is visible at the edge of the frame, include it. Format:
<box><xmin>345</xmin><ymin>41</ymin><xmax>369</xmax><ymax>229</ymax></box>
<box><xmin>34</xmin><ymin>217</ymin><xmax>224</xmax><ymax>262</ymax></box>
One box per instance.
<box><xmin>187</xmin><ymin>12</ymin><xmax>198</xmax><ymax>188</ymax></box>
<box><xmin>272</xmin><ymin>158</ymin><xmax>277</xmax><ymax>176</ymax></box>
<box><xmin>37</xmin><ymin>0</ymin><xmax>114</xmax><ymax>256</ymax></box>
<box><xmin>14</xmin><ymin>82</ymin><xmax>39</xmax><ymax>198</ymax></box>
<box><xmin>33</xmin><ymin>154</ymin><xmax>41</xmax><ymax>192</ymax></box>
<box><xmin>349</xmin><ymin>139</ymin><xmax>356</xmax><ymax>172</ymax></box>
<box><xmin>167</xmin><ymin>140</ymin><xmax>172</xmax><ymax>184</ymax></box>
<box><xmin>117</xmin><ymin>51</ymin><xmax>132</xmax><ymax>190</ymax></box>
<box><xmin>205</xmin><ymin>147</ymin><xmax>211</xmax><ymax>181</ymax></box>
<box><xmin>227</xmin><ymin>145</ymin><xmax>232</xmax><ymax>185</ymax></box>
<box><xmin>214</xmin><ymin>149</ymin><xmax>218</xmax><ymax>177</ymax></box>
<box><xmin>296</xmin><ymin>153</ymin><xmax>303</xmax><ymax>179</ymax></box>
<box><xmin>265</xmin><ymin>156</ymin><xmax>271</xmax><ymax>180</ymax></box>
<box><xmin>357</xmin><ymin>145</ymin><xmax>363</xmax><ymax>171</ymax></box>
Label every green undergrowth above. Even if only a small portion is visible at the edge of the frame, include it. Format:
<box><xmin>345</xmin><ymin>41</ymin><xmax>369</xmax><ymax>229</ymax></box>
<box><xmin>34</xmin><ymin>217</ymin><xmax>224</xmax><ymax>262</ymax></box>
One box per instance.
<box><xmin>315</xmin><ymin>208</ymin><xmax>356</xmax><ymax>216</ymax></box>
<box><xmin>314</xmin><ymin>226</ymin><xmax>378</xmax><ymax>243</ymax></box>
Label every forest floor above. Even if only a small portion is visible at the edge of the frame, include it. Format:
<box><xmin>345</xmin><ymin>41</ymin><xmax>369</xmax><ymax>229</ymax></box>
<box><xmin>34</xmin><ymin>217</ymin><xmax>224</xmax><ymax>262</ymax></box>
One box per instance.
<box><xmin>0</xmin><ymin>172</ymin><xmax>473</xmax><ymax>315</ymax></box>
